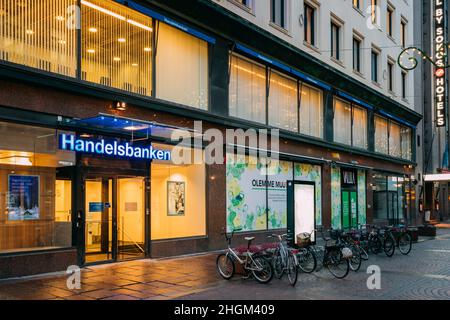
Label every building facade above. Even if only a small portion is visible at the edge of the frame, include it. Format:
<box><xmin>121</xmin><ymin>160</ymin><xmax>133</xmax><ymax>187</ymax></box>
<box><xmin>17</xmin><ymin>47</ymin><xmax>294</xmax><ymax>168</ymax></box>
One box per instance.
<box><xmin>0</xmin><ymin>0</ymin><xmax>422</xmax><ymax>279</ymax></box>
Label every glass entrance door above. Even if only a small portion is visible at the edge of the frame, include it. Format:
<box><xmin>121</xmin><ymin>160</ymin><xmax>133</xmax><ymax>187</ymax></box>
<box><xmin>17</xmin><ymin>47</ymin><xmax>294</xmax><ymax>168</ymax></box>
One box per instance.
<box><xmin>84</xmin><ymin>176</ymin><xmax>147</xmax><ymax>264</ymax></box>
<box><xmin>117</xmin><ymin>177</ymin><xmax>146</xmax><ymax>260</ymax></box>
<box><xmin>342</xmin><ymin>190</ymin><xmax>358</xmax><ymax>229</ymax></box>
<box><xmin>85</xmin><ymin>178</ymin><xmax>113</xmax><ymax>263</ymax></box>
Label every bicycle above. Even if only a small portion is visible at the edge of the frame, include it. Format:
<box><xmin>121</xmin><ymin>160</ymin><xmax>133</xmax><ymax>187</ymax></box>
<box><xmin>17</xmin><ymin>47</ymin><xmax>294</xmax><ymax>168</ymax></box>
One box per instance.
<box><xmin>388</xmin><ymin>225</ymin><xmax>413</xmax><ymax>255</ymax></box>
<box><xmin>216</xmin><ymin>228</ymin><xmax>274</xmax><ymax>284</ymax></box>
<box><xmin>307</xmin><ymin>228</ymin><xmax>351</xmax><ymax>279</ymax></box>
<box><xmin>294</xmin><ymin>231</ymin><xmax>317</xmax><ymax>274</ymax></box>
<box><xmin>337</xmin><ymin>229</ymin><xmax>362</xmax><ymax>272</ymax></box>
<box><xmin>267</xmin><ymin>234</ymin><xmax>298</xmax><ymax>286</ymax></box>
<box><xmin>368</xmin><ymin>225</ymin><xmax>396</xmax><ymax>257</ymax></box>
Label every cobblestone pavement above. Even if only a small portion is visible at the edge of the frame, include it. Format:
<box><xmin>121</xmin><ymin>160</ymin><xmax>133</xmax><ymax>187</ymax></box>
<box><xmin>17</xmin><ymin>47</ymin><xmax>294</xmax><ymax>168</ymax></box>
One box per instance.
<box><xmin>0</xmin><ymin>227</ymin><xmax>449</xmax><ymax>300</ymax></box>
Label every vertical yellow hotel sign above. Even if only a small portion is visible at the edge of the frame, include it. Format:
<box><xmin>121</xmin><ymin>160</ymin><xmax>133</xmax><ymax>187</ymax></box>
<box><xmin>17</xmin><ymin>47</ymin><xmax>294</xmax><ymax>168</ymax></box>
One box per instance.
<box><xmin>434</xmin><ymin>0</ymin><xmax>447</xmax><ymax>127</ymax></box>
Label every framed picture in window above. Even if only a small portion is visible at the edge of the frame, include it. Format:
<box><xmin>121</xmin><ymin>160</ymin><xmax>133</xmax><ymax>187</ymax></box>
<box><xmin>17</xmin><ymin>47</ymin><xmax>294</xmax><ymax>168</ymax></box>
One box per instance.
<box><xmin>167</xmin><ymin>181</ymin><xmax>185</xmax><ymax>216</ymax></box>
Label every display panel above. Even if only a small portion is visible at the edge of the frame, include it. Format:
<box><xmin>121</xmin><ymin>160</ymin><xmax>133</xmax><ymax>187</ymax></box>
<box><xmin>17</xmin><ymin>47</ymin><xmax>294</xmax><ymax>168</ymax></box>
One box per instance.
<box><xmin>294</xmin><ymin>184</ymin><xmax>316</xmax><ymax>243</ymax></box>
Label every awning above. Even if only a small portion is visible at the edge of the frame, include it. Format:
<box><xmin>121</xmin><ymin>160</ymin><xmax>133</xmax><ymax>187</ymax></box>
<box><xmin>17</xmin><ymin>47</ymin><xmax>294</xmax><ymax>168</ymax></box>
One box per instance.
<box><xmin>424</xmin><ymin>174</ymin><xmax>450</xmax><ymax>182</ymax></box>
<box><xmin>73</xmin><ymin>113</ymin><xmax>202</xmax><ymax>144</ymax></box>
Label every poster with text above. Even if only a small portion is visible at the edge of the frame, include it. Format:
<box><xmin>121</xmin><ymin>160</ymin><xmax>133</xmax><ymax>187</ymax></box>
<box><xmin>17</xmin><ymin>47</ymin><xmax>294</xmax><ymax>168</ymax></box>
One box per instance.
<box><xmin>226</xmin><ymin>154</ymin><xmax>267</xmax><ymax>232</ymax></box>
<box><xmin>267</xmin><ymin>160</ymin><xmax>292</xmax><ymax>229</ymax></box>
<box><xmin>7</xmin><ymin>175</ymin><xmax>40</xmax><ymax>221</ymax></box>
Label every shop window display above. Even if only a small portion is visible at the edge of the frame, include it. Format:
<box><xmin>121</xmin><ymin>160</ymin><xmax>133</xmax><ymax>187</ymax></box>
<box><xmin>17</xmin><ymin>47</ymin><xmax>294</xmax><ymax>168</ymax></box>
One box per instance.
<box><xmin>0</xmin><ymin>121</ymin><xmax>75</xmax><ymax>253</ymax></box>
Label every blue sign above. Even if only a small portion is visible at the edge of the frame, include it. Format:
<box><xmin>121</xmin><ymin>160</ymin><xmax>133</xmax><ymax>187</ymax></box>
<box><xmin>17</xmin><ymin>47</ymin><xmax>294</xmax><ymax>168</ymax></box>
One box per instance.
<box><xmin>89</xmin><ymin>202</ymin><xmax>104</xmax><ymax>213</ymax></box>
<box><xmin>59</xmin><ymin>134</ymin><xmax>171</xmax><ymax>161</ymax></box>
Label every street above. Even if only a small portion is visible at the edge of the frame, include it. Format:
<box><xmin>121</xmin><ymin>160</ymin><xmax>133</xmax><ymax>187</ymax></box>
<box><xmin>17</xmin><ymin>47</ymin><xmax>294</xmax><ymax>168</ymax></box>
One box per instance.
<box><xmin>0</xmin><ymin>226</ymin><xmax>449</xmax><ymax>300</ymax></box>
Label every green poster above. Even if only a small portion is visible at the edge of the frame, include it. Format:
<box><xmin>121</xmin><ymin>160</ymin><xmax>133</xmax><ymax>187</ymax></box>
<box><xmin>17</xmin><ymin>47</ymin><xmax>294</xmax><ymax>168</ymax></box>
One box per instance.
<box><xmin>331</xmin><ymin>168</ymin><xmax>341</xmax><ymax>229</ymax></box>
<box><xmin>342</xmin><ymin>191</ymin><xmax>350</xmax><ymax>229</ymax></box>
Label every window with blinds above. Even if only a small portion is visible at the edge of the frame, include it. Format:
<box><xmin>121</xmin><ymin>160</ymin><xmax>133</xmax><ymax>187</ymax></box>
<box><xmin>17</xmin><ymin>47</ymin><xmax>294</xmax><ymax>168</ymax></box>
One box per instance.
<box><xmin>0</xmin><ymin>0</ymin><xmax>77</xmax><ymax>77</ymax></box>
<box><xmin>81</xmin><ymin>0</ymin><xmax>153</xmax><ymax>96</ymax></box>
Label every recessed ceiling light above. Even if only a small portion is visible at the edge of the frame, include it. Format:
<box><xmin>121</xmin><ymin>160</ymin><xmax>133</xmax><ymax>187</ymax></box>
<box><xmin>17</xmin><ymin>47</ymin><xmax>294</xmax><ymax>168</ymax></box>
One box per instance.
<box><xmin>118</xmin><ymin>38</ymin><xmax>126</xmax><ymax>43</ymax></box>
<box><xmin>26</xmin><ymin>30</ymin><xmax>35</xmax><ymax>35</ymax></box>
<box><xmin>131</xmin><ymin>63</ymin><xmax>138</xmax><ymax>67</ymax></box>
<box><xmin>87</xmin><ymin>49</ymin><xmax>95</xmax><ymax>53</ymax></box>
<box><xmin>56</xmin><ymin>15</ymin><xmax>65</xmax><ymax>21</ymax></box>
<box><xmin>88</xmin><ymin>27</ymin><xmax>98</xmax><ymax>33</ymax></box>
<box><xmin>113</xmin><ymin>57</ymin><xmax>121</xmax><ymax>61</ymax></box>
<box><xmin>59</xmin><ymin>40</ymin><xmax>67</xmax><ymax>45</ymax></box>
<box><xmin>144</xmin><ymin>47</ymin><xmax>151</xmax><ymax>52</ymax></box>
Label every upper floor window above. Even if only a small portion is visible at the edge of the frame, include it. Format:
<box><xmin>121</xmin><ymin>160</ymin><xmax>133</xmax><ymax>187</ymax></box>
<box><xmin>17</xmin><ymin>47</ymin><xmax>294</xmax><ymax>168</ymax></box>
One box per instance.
<box><xmin>353</xmin><ymin>0</ymin><xmax>360</xmax><ymax>10</ymax></box>
<box><xmin>334</xmin><ymin>98</ymin><xmax>367</xmax><ymax>149</ymax></box>
<box><xmin>387</xmin><ymin>5</ymin><xmax>394</xmax><ymax>37</ymax></box>
<box><xmin>300</xmin><ymin>84</ymin><xmax>323</xmax><ymax>138</ymax></box>
<box><xmin>331</xmin><ymin>21</ymin><xmax>341</xmax><ymax>61</ymax></box>
<box><xmin>81</xmin><ymin>0</ymin><xmax>153</xmax><ymax>96</ymax></box>
<box><xmin>229</xmin><ymin>54</ymin><xmax>267</xmax><ymax>124</ymax></box>
<box><xmin>375</xmin><ymin>115</ymin><xmax>412</xmax><ymax>159</ymax></box>
<box><xmin>401</xmin><ymin>71</ymin><xmax>407</xmax><ymax>100</ymax></box>
<box><xmin>371</xmin><ymin>49</ymin><xmax>379</xmax><ymax>83</ymax></box>
<box><xmin>304</xmin><ymin>3</ymin><xmax>316</xmax><ymax>46</ymax></box>
<box><xmin>271</xmin><ymin>0</ymin><xmax>287</xmax><ymax>29</ymax></box>
<box><xmin>371</xmin><ymin>0</ymin><xmax>379</xmax><ymax>25</ymax></box>
<box><xmin>353</xmin><ymin>37</ymin><xmax>362</xmax><ymax>73</ymax></box>
<box><xmin>156</xmin><ymin>23</ymin><xmax>209</xmax><ymax>110</ymax></box>
<box><xmin>268</xmin><ymin>71</ymin><xmax>298</xmax><ymax>132</ymax></box>
<box><xmin>387</xmin><ymin>60</ymin><xmax>395</xmax><ymax>92</ymax></box>
<box><xmin>0</xmin><ymin>0</ymin><xmax>77</xmax><ymax>76</ymax></box>
<box><xmin>400</xmin><ymin>19</ymin><xmax>407</xmax><ymax>47</ymax></box>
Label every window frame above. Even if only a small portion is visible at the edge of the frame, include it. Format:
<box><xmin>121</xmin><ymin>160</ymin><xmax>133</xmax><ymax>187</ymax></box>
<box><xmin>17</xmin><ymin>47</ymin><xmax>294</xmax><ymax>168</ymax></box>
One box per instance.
<box><xmin>271</xmin><ymin>0</ymin><xmax>288</xmax><ymax>30</ymax></box>
<box><xmin>333</xmin><ymin>97</ymin><xmax>368</xmax><ymax>149</ymax></box>
<box><xmin>387</xmin><ymin>58</ymin><xmax>395</xmax><ymax>93</ymax></box>
<box><xmin>371</xmin><ymin>48</ymin><xmax>380</xmax><ymax>84</ymax></box>
<box><xmin>386</xmin><ymin>4</ymin><xmax>395</xmax><ymax>38</ymax></box>
<box><xmin>304</xmin><ymin>2</ymin><xmax>317</xmax><ymax>47</ymax></box>
<box><xmin>330</xmin><ymin>20</ymin><xmax>341</xmax><ymax>61</ymax></box>
<box><xmin>352</xmin><ymin>35</ymin><xmax>362</xmax><ymax>73</ymax></box>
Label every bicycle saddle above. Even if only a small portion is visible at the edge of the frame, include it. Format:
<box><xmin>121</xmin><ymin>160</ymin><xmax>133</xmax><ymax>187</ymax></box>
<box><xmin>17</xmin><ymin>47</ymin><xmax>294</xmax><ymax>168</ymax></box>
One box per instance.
<box><xmin>245</xmin><ymin>237</ymin><xmax>255</xmax><ymax>241</ymax></box>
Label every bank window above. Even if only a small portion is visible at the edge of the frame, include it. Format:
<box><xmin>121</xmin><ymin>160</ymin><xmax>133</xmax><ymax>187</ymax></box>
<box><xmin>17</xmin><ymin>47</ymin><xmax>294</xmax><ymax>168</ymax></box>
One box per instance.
<box><xmin>334</xmin><ymin>98</ymin><xmax>367</xmax><ymax>149</ymax></box>
<box><xmin>0</xmin><ymin>0</ymin><xmax>77</xmax><ymax>77</ymax></box>
<box><xmin>268</xmin><ymin>71</ymin><xmax>298</xmax><ymax>132</ymax></box>
<box><xmin>330</xmin><ymin>21</ymin><xmax>341</xmax><ymax>61</ymax></box>
<box><xmin>81</xmin><ymin>0</ymin><xmax>152</xmax><ymax>96</ymax></box>
<box><xmin>0</xmin><ymin>121</ymin><xmax>75</xmax><ymax>254</ymax></box>
<box><xmin>304</xmin><ymin>3</ymin><xmax>316</xmax><ymax>46</ymax></box>
<box><xmin>151</xmin><ymin>144</ymin><xmax>206</xmax><ymax>240</ymax></box>
<box><xmin>156</xmin><ymin>22</ymin><xmax>209</xmax><ymax>110</ymax></box>
<box><xmin>353</xmin><ymin>36</ymin><xmax>362</xmax><ymax>73</ymax></box>
<box><xmin>299</xmin><ymin>84</ymin><xmax>323</xmax><ymax>138</ymax></box>
<box><xmin>271</xmin><ymin>0</ymin><xmax>287</xmax><ymax>29</ymax></box>
<box><xmin>229</xmin><ymin>54</ymin><xmax>267</xmax><ymax>124</ymax></box>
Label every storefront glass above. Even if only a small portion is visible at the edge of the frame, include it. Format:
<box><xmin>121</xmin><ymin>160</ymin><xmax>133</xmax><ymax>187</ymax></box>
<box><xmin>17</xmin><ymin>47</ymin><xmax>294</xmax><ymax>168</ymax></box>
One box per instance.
<box><xmin>156</xmin><ymin>22</ymin><xmax>209</xmax><ymax>110</ymax></box>
<box><xmin>81</xmin><ymin>0</ymin><xmax>153</xmax><ymax>95</ymax></box>
<box><xmin>151</xmin><ymin>144</ymin><xmax>206</xmax><ymax>240</ymax></box>
<box><xmin>0</xmin><ymin>0</ymin><xmax>77</xmax><ymax>77</ymax></box>
<box><xmin>268</xmin><ymin>71</ymin><xmax>298</xmax><ymax>132</ymax></box>
<box><xmin>0</xmin><ymin>121</ymin><xmax>75</xmax><ymax>254</ymax></box>
<box><xmin>226</xmin><ymin>154</ymin><xmax>322</xmax><ymax>232</ymax></box>
<box><xmin>229</xmin><ymin>54</ymin><xmax>267</xmax><ymax>124</ymax></box>
<box><xmin>373</xmin><ymin>173</ymin><xmax>406</xmax><ymax>224</ymax></box>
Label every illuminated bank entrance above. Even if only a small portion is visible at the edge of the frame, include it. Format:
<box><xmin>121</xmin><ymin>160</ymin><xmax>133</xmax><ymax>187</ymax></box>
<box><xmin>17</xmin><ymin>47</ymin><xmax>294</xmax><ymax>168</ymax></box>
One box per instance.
<box><xmin>84</xmin><ymin>173</ymin><xmax>148</xmax><ymax>264</ymax></box>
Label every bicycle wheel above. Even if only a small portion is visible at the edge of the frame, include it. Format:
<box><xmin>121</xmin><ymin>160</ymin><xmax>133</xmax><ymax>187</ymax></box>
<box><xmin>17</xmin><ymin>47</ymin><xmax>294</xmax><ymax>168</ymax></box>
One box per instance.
<box><xmin>272</xmin><ymin>249</ymin><xmax>284</xmax><ymax>279</ymax></box>
<box><xmin>216</xmin><ymin>253</ymin><xmax>235</xmax><ymax>280</ymax></box>
<box><xmin>252</xmin><ymin>256</ymin><xmax>274</xmax><ymax>284</ymax></box>
<box><xmin>286</xmin><ymin>251</ymin><xmax>298</xmax><ymax>286</ymax></box>
<box><xmin>369</xmin><ymin>236</ymin><xmax>382</xmax><ymax>254</ymax></box>
<box><xmin>297</xmin><ymin>247</ymin><xmax>317</xmax><ymax>273</ymax></box>
<box><xmin>399</xmin><ymin>232</ymin><xmax>412</xmax><ymax>255</ymax></box>
<box><xmin>383</xmin><ymin>233</ymin><xmax>396</xmax><ymax>257</ymax></box>
<box><xmin>349</xmin><ymin>245</ymin><xmax>362</xmax><ymax>272</ymax></box>
<box><xmin>325</xmin><ymin>249</ymin><xmax>350</xmax><ymax>279</ymax></box>
<box><xmin>359</xmin><ymin>243</ymin><xmax>369</xmax><ymax>261</ymax></box>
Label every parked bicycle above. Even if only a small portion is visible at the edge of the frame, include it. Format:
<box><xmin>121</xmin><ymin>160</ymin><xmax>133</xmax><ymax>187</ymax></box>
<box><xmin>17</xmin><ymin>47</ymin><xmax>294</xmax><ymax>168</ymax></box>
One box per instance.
<box><xmin>298</xmin><ymin>228</ymin><xmax>351</xmax><ymax>279</ymax></box>
<box><xmin>388</xmin><ymin>225</ymin><xmax>413</xmax><ymax>255</ymax></box>
<box><xmin>294</xmin><ymin>231</ymin><xmax>317</xmax><ymax>274</ymax></box>
<box><xmin>335</xmin><ymin>229</ymin><xmax>362</xmax><ymax>272</ymax></box>
<box><xmin>216</xmin><ymin>228</ymin><xmax>274</xmax><ymax>284</ymax></box>
<box><xmin>267</xmin><ymin>234</ymin><xmax>298</xmax><ymax>286</ymax></box>
<box><xmin>368</xmin><ymin>225</ymin><xmax>396</xmax><ymax>257</ymax></box>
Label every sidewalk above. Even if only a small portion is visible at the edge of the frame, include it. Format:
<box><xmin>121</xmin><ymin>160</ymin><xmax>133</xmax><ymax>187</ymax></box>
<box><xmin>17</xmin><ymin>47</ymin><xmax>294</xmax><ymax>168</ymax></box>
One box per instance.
<box><xmin>0</xmin><ymin>254</ymin><xmax>220</xmax><ymax>300</ymax></box>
